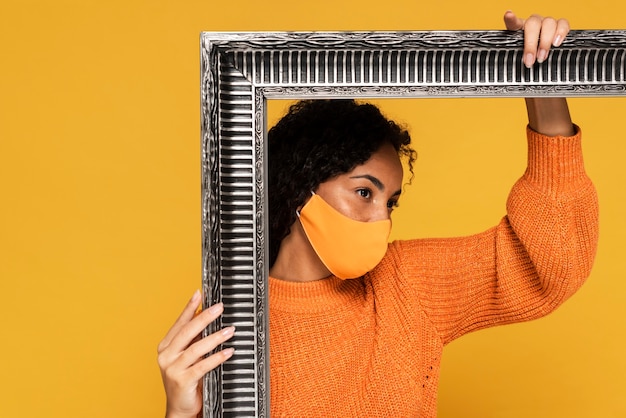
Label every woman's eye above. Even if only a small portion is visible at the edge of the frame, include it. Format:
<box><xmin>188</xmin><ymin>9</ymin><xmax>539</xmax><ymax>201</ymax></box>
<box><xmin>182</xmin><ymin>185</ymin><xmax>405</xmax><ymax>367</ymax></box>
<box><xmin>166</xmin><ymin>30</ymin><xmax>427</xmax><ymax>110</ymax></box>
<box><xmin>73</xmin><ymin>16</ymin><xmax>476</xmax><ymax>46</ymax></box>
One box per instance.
<box><xmin>357</xmin><ymin>188</ymin><xmax>371</xmax><ymax>199</ymax></box>
<box><xmin>387</xmin><ymin>200</ymin><xmax>399</xmax><ymax>210</ymax></box>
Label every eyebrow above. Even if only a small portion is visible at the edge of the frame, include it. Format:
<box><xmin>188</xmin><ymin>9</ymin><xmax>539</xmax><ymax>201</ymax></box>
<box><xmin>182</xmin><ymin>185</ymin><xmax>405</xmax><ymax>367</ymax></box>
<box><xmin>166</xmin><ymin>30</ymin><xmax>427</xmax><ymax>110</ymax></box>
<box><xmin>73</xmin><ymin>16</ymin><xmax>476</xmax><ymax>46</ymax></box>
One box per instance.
<box><xmin>350</xmin><ymin>174</ymin><xmax>402</xmax><ymax>197</ymax></box>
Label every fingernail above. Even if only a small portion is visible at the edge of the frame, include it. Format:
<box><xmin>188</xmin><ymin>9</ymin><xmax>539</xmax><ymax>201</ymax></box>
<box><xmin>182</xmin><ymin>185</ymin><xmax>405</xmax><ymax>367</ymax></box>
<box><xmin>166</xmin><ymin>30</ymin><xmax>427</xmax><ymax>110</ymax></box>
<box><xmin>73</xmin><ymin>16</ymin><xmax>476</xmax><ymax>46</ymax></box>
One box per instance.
<box><xmin>208</xmin><ymin>302</ymin><xmax>223</xmax><ymax>315</ymax></box>
<box><xmin>553</xmin><ymin>35</ymin><xmax>562</xmax><ymax>47</ymax></box>
<box><xmin>222</xmin><ymin>326</ymin><xmax>236</xmax><ymax>337</ymax></box>
<box><xmin>190</xmin><ymin>289</ymin><xmax>201</xmax><ymax>303</ymax></box>
<box><xmin>223</xmin><ymin>347</ymin><xmax>235</xmax><ymax>358</ymax></box>
<box><xmin>537</xmin><ymin>49</ymin><xmax>547</xmax><ymax>63</ymax></box>
<box><xmin>524</xmin><ymin>53</ymin><xmax>534</xmax><ymax>68</ymax></box>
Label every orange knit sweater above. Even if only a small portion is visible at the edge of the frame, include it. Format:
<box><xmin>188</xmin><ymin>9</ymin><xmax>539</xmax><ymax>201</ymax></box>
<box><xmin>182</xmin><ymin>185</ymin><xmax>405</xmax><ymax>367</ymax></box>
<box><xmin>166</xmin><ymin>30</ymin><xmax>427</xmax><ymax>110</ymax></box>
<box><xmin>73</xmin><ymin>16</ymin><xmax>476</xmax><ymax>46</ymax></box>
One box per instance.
<box><xmin>268</xmin><ymin>127</ymin><xmax>599</xmax><ymax>417</ymax></box>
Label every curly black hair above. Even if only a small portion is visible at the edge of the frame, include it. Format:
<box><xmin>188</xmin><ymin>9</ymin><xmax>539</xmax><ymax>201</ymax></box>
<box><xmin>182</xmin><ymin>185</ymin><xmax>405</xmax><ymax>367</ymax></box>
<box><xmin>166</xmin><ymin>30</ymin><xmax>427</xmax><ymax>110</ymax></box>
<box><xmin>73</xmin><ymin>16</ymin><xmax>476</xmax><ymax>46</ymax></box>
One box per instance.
<box><xmin>268</xmin><ymin>99</ymin><xmax>416</xmax><ymax>267</ymax></box>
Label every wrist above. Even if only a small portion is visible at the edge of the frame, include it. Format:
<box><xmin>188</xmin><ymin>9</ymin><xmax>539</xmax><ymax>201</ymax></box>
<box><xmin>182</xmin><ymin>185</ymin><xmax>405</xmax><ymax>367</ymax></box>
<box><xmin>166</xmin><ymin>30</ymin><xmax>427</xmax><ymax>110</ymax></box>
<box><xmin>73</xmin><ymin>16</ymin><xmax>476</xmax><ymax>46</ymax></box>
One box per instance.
<box><xmin>525</xmin><ymin>97</ymin><xmax>575</xmax><ymax>137</ymax></box>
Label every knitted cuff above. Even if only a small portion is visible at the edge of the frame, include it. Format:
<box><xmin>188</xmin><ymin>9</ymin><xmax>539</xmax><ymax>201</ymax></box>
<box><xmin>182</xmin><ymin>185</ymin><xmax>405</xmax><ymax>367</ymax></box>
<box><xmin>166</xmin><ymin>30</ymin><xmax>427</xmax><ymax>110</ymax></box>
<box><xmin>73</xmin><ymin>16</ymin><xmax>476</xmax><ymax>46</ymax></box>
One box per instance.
<box><xmin>524</xmin><ymin>124</ymin><xmax>590</xmax><ymax>196</ymax></box>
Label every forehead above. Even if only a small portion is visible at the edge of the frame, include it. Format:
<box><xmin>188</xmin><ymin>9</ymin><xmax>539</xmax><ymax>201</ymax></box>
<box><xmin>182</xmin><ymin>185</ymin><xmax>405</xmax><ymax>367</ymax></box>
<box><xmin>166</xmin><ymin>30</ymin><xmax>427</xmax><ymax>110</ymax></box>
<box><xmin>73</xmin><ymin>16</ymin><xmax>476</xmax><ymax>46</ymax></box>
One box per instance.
<box><xmin>349</xmin><ymin>143</ymin><xmax>404</xmax><ymax>185</ymax></box>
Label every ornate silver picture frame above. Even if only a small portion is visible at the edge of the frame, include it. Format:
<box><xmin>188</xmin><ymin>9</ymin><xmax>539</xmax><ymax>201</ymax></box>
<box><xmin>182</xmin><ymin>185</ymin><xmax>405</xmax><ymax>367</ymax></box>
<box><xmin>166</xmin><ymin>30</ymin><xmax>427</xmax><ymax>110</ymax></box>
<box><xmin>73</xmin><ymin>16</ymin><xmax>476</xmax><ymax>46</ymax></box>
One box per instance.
<box><xmin>200</xmin><ymin>30</ymin><xmax>626</xmax><ymax>418</ymax></box>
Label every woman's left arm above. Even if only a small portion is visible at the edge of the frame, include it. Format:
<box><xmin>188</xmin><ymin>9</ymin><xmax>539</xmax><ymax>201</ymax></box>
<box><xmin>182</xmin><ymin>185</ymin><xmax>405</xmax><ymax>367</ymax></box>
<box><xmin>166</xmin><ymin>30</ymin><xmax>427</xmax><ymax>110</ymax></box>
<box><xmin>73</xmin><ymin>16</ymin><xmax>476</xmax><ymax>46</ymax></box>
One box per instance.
<box><xmin>504</xmin><ymin>12</ymin><xmax>577</xmax><ymax>137</ymax></box>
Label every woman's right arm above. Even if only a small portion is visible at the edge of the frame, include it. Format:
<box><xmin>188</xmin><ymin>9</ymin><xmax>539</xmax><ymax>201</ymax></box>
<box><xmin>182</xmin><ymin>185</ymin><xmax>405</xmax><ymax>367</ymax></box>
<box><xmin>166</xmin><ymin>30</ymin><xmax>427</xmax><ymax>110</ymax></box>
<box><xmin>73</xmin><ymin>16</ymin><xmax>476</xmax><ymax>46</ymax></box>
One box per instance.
<box><xmin>157</xmin><ymin>290</ymin><xmax>235</xmax><ymax>418</ymax></box>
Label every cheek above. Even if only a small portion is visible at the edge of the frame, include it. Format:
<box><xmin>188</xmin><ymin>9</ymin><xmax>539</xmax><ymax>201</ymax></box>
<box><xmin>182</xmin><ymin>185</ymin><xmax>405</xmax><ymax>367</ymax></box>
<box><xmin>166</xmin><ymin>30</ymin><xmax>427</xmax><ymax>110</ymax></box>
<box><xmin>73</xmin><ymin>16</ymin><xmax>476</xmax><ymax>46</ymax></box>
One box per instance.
<box><xmin>331</xmin><ymin>192</ymin><xmax>363</xmax><ymax>220</ymax></box>
<box><xmin>317</xmin><ymin>187</ymin><xmax>365</xmax><ymax>221</ymax></box>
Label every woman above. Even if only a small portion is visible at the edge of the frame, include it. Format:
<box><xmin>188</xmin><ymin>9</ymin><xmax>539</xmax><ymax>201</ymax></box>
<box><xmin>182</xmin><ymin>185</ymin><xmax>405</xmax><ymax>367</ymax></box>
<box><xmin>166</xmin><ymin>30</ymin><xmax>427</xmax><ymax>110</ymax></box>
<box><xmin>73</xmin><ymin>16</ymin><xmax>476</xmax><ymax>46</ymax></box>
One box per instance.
<box><xmin>158</xmin><ymin>12</ymin><xmax>598</xmax><ymax>418</ymax></box>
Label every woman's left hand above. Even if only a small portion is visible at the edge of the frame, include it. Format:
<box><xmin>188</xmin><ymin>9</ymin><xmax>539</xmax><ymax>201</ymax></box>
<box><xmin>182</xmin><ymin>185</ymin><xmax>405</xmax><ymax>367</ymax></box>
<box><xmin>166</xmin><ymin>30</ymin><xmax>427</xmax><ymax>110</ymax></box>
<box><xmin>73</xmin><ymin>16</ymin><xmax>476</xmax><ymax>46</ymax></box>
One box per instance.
<box><xmin>503</xmin><ymin>11</ymin><xmax>570</xmax><ymax>68</ymax></box>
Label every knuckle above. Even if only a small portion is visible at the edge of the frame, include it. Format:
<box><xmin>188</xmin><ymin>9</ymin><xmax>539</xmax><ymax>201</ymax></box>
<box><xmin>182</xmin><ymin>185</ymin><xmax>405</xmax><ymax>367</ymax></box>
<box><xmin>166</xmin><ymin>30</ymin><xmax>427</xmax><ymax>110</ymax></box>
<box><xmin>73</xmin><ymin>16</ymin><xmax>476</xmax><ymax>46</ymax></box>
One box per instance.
<box><xmin>163</xmin><ymin>367</ymin><xmax>180</xmax><ymax>384</ymax></box>
<box><xmin>156</xmin><ymin>352</ymin><xmax>169</xmax><ymax>369</ymax></box>
<box><xmin>205</xmin><ymin>333</ymin><xmax>224</xmax><ymax>351</ymax></box>
<box><xmin>185</xmin><ymin>342</ymin><xmax>202</xmax><ymax>360</ymax></box>
<box><xmin>179</xmin><ymin>323</ymin><xmax>199</xmax><ymax>343</ymax></box>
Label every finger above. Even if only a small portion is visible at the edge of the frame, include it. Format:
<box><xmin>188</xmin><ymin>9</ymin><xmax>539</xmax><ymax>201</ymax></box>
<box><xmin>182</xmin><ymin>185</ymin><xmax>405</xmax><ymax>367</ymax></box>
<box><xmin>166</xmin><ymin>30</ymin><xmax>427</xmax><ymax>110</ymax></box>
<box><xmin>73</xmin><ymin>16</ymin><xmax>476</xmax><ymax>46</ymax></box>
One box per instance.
<box><xmin>187</xmin><ymin>347</ymin><xmax>236</xmax><ymax>382</ymax></box>
<box><xmin>503</xmin><ymin>11</ymin><xmax>524</xmax><ymax>31</ymax></box>
<box><xmin>536</xmin><ymin>18</ymin><xmax>558</xmax><ymax>63</ymax></box>
<box><xmin>158</xmin><ymin>290</ymin><xmax>203</xmax><ymax>353</ymax></box>
<box><xmin>553</xmin><ymin>18</ymin><xmax>570</xmax><ymax>47</ymax></box>
<box><xmin>163</xmin><ymin>302</ymin><xmax>225</xmax><ymax>357</ymax></box>
<box><xmin>522</xmin><ymin>14</ymin><xmax>543</xmax><ymax>68</ymax></box>
<box><xmin>176</xmin><ymin>326</ymin><xmax>236</xmax><ymax>370</ymax></box>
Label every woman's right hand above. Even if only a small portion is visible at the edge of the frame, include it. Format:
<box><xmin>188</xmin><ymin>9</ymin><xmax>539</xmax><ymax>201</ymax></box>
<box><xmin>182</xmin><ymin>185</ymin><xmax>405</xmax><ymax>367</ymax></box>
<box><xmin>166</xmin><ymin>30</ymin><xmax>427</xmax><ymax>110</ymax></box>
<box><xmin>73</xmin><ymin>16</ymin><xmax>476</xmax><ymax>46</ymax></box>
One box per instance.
<box><xmin>157</xmin><ymin>290</ymin><xmax>235</xmax><ymax>418</ymax></box>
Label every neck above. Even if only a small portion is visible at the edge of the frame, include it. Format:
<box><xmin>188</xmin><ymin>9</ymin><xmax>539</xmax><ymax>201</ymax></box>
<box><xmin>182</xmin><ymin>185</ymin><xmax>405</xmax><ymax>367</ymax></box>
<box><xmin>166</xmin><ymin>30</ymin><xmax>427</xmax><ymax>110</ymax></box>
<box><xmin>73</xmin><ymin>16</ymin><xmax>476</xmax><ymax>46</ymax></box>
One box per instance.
<box><xmin>269</xmin><ymin>219</ymin><xmax>332</xmax><ymax>282</ymax></box>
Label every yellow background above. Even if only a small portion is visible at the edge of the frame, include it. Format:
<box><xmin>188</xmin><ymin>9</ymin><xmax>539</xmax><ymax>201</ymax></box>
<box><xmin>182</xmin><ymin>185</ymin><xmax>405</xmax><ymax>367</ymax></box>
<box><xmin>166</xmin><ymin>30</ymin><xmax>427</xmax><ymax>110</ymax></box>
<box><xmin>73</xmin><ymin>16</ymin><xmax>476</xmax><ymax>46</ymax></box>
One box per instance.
<box><xmin>1</xmin><ymin>1</ymin><xmax>624</xmax><ymax>417</ymax></box>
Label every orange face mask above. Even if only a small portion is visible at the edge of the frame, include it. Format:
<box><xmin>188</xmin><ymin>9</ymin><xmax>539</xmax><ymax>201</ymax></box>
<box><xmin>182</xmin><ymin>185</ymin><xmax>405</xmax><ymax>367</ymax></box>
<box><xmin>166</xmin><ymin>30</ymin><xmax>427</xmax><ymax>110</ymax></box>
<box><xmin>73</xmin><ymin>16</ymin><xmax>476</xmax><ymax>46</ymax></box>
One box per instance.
<box><xmin>297</xmin><ymin>193</ymin><xmax>391</xmax><ymax>279</ymax></box>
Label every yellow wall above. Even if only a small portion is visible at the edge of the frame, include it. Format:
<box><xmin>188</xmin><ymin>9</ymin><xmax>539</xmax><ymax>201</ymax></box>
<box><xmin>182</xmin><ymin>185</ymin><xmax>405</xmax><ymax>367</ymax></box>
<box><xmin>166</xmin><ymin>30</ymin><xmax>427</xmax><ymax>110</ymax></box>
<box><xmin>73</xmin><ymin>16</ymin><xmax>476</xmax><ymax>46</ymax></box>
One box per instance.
<box><xmin>1</xmin><ymin>1</ymin><xmax>624</xmax><ymax>417</ymax></box>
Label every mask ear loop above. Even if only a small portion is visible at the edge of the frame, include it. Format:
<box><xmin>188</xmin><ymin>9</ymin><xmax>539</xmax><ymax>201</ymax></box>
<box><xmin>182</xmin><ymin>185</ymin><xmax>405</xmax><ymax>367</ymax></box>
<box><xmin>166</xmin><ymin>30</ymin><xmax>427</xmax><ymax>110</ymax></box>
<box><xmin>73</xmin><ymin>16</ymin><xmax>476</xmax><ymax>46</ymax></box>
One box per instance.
<box><xmin>296</xmin><ymin>191</ymin><xmax>316</xmax><ymax>218</ymax></box>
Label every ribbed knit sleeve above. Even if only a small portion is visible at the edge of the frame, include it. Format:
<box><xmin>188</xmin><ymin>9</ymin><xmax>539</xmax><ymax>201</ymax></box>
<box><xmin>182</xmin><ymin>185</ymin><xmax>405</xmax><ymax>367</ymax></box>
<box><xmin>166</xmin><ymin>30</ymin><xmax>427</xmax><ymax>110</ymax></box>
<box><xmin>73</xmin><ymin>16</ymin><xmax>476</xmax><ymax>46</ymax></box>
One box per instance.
<box><xmin>386</xmin><ymin>126</ymin><xmax>599</xmax><ymax>345</ymax></box>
